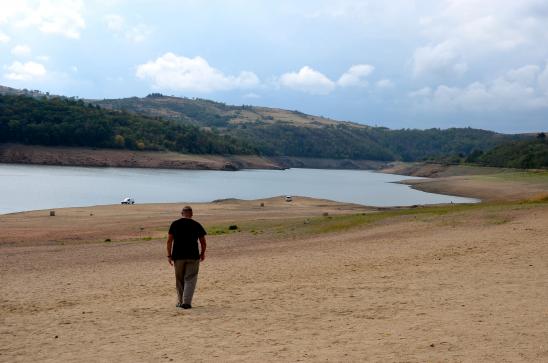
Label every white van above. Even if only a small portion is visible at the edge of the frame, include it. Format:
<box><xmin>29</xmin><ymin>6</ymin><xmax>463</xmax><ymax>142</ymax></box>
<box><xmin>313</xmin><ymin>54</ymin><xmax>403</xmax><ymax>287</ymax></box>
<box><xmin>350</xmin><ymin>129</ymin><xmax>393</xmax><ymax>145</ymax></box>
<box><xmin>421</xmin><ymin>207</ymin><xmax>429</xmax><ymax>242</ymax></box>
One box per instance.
<box><xmin>121</xmin><ymin>197</ymin><xmax>135</xmax><ymax>204</ymax></box>
<box><xmin>285</xmin><ymin>196</ymin><xmax>293</xmax><ymax>202</ymax></box>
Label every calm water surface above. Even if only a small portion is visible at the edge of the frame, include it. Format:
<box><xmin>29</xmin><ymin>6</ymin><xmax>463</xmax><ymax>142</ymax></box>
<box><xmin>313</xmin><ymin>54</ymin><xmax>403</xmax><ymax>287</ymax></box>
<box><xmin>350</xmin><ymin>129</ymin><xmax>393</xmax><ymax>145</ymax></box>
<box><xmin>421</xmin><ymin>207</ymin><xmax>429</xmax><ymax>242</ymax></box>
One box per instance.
<box><xmin>0</xmin><ymin>164</ymin><xmax>477</xmax><ymax>214</ymax></box>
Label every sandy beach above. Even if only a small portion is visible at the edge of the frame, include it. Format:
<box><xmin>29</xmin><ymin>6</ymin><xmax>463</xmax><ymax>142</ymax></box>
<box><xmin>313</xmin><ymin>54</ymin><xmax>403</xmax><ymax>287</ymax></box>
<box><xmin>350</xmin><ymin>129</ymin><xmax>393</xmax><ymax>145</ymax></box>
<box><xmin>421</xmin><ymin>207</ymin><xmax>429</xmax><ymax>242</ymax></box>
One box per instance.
<box><xmin>385</xmin><ymin>163</ymin><xmax>548</xmax><ymax>202</ymax></box>
<box><xmin>1</xmin><ymin>190</ymin><xmax>547</xmax><ymax>362</ymax></box>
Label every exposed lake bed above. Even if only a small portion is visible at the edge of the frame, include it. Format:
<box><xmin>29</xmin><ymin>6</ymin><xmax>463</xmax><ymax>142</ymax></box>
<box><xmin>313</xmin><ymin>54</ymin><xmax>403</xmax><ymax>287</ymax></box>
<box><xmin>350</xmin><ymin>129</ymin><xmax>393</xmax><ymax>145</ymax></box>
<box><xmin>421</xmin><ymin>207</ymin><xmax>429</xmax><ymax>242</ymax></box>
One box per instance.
<box><xmin>1</xmin><ymin>163</ymin><xmax>547</xmax><ymax>362</ymax></box>
<box><xmin>2</xmin><ymin>192</ymin><xmax>547</xmax><ymax>362</ymax></box>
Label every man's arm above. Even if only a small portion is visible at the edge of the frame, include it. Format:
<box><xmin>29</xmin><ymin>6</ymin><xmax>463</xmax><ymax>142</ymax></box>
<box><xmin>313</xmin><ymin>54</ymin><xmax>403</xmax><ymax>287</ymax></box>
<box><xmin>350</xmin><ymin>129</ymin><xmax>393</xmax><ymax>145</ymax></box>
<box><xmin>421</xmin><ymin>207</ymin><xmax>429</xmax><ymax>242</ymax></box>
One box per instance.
<box><xmin>166</xmin><ymin>233</ymin><xmax>174</xmax><ymax>266</ymax></box>
<box><xmin>199</xmin><ymin>236</ymin><xmax>207</xmax><ymax>261</ymax></box>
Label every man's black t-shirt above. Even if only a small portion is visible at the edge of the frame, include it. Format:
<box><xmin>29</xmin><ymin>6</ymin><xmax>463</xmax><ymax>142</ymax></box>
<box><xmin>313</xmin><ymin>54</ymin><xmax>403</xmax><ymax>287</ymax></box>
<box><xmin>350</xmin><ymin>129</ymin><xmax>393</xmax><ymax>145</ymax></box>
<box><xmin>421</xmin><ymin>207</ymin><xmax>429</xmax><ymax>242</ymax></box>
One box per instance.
<box><xmin>169</xmin><ymin>218</ymin><xmax>207</xmax><ymax>260</ymax></box>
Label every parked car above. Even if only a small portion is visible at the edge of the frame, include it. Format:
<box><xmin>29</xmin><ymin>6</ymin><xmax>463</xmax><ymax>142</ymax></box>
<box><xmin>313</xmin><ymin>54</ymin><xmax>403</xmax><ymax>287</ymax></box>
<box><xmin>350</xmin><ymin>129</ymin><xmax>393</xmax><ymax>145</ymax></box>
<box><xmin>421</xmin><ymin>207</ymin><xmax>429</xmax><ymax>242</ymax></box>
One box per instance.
<box><xmin>121</xmin><ymin>197</ymin><xmax>135</xmax><ymax>204</ymax></box>
<box><xmin>285</xmin><ymin>195</ymin><xmax>293</xmax><ymax>202</ymax></box>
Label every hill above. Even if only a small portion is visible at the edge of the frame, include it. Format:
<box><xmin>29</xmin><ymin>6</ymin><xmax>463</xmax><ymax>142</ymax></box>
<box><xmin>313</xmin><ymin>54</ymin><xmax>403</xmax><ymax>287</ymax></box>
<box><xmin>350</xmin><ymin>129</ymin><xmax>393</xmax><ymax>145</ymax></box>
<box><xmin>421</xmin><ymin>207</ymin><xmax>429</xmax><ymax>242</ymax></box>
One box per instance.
<box><xmin>0</xmin><ymin>84</ymin><xmax>54</xmax><ymax>98</ymax></box>
<box><xmin>92</xmin><ymin>93</ymin><xmax>348</xmax><ymax>129</ymax></box>
<box><xmin>0</xmin><ymin>94</ymin><xmax>255</xmax><ymax>155</ymax></box>
<box><xmin>473</xmin><ymin>135</ymin><xmax>548</xmax><ymax>168</ymax></box>
<box><xmin>92</xmin><ymin>93</ymin><xmax>523</xmax><ymax>161</ymax></box>
<box><xmin>0</xmin><ymin>86</ymin><xmax>532</xmax><ymax>162</ymax></box>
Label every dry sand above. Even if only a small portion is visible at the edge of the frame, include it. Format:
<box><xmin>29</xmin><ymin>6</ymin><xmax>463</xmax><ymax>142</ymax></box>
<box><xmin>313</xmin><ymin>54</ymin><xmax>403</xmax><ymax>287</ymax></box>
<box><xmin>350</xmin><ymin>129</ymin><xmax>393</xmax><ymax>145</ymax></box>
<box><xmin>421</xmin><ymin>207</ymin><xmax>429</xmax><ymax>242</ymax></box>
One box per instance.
<box><xmin>402</xmin><ymin>175</ymin><xmax>548</xmax><ymax>202</ymax></box>
<box><xmin>1</xmin><ymin>196</ymin><xmax>548</xmax><ymax>362</ymax></box>
<box><xmin>382</xmin><ymin>162</ymin><xmax>548</xmax><ymax>202</ymax></box>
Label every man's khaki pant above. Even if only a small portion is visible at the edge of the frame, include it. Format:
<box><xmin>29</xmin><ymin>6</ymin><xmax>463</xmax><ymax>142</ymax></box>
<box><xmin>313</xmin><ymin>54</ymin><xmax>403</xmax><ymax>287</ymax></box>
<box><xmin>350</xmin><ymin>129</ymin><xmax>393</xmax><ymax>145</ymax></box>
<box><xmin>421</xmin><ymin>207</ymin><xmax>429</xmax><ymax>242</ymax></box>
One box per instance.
<box><xmin>174</xmin><ymin>259</ymin><xmax>200</xmax><ymax>305</ymax></box>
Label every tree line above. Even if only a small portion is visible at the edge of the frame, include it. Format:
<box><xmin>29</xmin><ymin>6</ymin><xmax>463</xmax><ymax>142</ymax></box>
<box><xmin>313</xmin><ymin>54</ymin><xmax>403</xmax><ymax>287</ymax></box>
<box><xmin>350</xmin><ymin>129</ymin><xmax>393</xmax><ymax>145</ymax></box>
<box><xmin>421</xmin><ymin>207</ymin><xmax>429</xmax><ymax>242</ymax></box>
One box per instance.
<box><xmin>469</xmin><ymin>133</ymin><xmax>547</xmax><ymax>168</ymax></box>
<box><xmin>0</xmin><ymin>95</ymin><xmax>256</xmax><ymax>154</ymax></box>
<box><xmin>1</xmin><ymin>93</ymin><xmax>542</xmax><ymax>168</ymax></box>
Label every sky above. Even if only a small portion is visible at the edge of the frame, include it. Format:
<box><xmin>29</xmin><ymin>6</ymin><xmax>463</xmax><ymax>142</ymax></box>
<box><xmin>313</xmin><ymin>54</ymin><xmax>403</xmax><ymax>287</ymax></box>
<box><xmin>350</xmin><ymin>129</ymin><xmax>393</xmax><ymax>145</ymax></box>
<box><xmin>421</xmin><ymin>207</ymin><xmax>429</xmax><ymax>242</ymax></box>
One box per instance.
<box><xmin>1</xmin><ymin>0</ymin><xmax>547</xmax><ymax>133</ymax></box>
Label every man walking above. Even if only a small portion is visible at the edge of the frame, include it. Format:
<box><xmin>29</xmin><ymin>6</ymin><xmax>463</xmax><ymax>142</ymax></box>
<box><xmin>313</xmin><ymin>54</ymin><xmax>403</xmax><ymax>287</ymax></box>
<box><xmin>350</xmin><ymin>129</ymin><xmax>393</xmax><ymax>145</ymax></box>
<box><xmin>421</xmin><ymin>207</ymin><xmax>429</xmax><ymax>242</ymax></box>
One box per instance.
<box><xmin>166</xmin><ymin>206</ymin><xmax>207</xmax><ymax>309</ymax></box>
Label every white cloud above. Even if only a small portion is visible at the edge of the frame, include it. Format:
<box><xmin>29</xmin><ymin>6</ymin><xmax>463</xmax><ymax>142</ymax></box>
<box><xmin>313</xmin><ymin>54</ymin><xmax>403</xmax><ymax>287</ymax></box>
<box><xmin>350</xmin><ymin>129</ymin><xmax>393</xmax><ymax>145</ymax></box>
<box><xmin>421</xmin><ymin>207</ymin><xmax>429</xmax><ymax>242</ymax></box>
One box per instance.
<box><xmin>36</xmin><ymin>55</ymin><xmax>50</xmax><ymax>61</ymax></box>
<box><xmin>21</xmin><ymin>0</ymin><xmax>85</xmax><ymax>39</ymax></box>
<box><xmin>125</xmin><ymin>24</ymin><xmax>152</xmax><ymax>43</ymax></box>
<box><xmin>136</xmin><ymin>52</ymin><xmax>260</xmax><ymax>93</ymax></box>
<box><xmin>410</xmin><ymin>63</ymin><xmax>548</xmax><ymax>110</ymax></box>
<box><xmin>411</xmin><ymin>0</ymin><xmax>548</xmax><ymax>77</ymax></box>
<box><xmin>409</xmin><ymin>87</ymin><xmax>432</xmax><ymax>97</ymax></box>
<box><xmin>376</xmin><ymin>79</ymin><xmax>394</xmax><ymax>88</ymax></box>
<box><xmin>279</xmin><ymin>66</ymin><xmax>335</xmax><ymax>95</ymax></box>
<box><xmin>0</xmin><ymin>0</ymin><xmax>85</xmax><ymax>39</ymax></box>
<box><xmin>4</xmin><ymin>60</ymin><xmax>47</xmax><ymax>80</ymax></box>
<box><xmin>106</xmin><ymin>75</ymin><xmax>124</xmax><ymax>82</ymax></box>
<box><xmin>278</xmin><ymin>63</ymin><xmax>381</xmax><ymax>94</ymax></box>
<box><xmin>0</xmin><ymin>31</ymin><xmax>9</xmax><ymax>43</ymax></box>
<box><xmin>412</xmin><ymin>40</ymin><xmax>459</xmax><ymax>76</ymax></box>
<box><xmin>506</xmin><ymin>65</ymin><xmax>540</xmax><ymax>85</ymax></box>
<box><xmin>538</xmin><ymin>63</ymin><xmax>548</xmax><ymax>94</ymax></box>
<box><xmin>453</xmin><ymin>62</ymin><xmax>468</xmax><ymax>76</ymax></box>
<box><xmin>337</xmin><ymin>64</ymin><xmax>374</xmax><ymax>87</ymax></box>
<box><xmin>104</xmin><ymin>14</ymin><xmax>124</xmax><ymax>32</ymax></box>
<box><xmin>304</xmin><ymin>0</ymin><xmax>418</xmax><ymax>25</ymax></box>
<box><xmin>305</xmin><ymin>1</ymin><xmax>370</xmax><ymax>19</ymax></box>
<box><xmin>11</xmin><ymin>44</ymin><xmax>31</xmax><ymax>57</ymax></box>
<box><xmin>456</xmin><ymin>14</ymin><xmax>526</xmax><ymax>50</ymax></box>
<box><xmin>243</xmin><ymin>92</ymin><xmax>260</xmax><ymax>99</ymax></box>
<box><xmin>418</xmin><ymin>16</ymin><xmax>433</xmax><ymax>26</ymax></box>
<box><xmin>104</xmin><ymin>13</ymin><xmax>151</xmax><ymax>43</ymax></box>
<box><xmin>0</xmin><ymin>2</ymin><xmax>28</xmax><ymax>24</ymax></box>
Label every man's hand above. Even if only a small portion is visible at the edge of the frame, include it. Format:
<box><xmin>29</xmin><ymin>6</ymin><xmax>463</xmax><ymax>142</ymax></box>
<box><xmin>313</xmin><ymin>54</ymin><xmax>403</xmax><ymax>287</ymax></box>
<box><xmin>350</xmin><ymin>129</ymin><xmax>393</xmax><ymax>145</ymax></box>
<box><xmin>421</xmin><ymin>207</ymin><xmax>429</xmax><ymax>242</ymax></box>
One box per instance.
<box><xmin>166</xmin><ymin>233</ymin><xmax>174</xmax><ymax>266</ymax></box>
<box><xmin>199</xmin><ymin>236</ymin><xmax>206</xmax><ymax>262</ymax></box>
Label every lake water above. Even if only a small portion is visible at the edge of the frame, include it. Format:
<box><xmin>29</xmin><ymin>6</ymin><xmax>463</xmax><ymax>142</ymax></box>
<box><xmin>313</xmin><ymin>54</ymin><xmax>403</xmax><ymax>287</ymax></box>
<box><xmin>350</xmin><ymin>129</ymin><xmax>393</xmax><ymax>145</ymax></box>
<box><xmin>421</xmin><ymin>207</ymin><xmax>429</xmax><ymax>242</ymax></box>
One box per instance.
<box><xmin>0</xmin><ymin>164</ymin><xmax>478</xmax><ymax>214</ymax></box>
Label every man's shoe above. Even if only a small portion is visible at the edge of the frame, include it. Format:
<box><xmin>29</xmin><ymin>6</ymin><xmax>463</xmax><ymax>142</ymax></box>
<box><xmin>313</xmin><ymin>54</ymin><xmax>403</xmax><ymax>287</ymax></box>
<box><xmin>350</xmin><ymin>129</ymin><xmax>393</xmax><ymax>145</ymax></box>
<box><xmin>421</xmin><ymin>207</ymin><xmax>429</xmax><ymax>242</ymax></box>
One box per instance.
<box><xmin>176</xmin><ymin>303</ymin><xmax>184</xmax><ymax>308</ymax></box>
<box><xmin>182</xmin><ymin>304</ymin><xmax>192</xmax><ymax>309</ymax></box>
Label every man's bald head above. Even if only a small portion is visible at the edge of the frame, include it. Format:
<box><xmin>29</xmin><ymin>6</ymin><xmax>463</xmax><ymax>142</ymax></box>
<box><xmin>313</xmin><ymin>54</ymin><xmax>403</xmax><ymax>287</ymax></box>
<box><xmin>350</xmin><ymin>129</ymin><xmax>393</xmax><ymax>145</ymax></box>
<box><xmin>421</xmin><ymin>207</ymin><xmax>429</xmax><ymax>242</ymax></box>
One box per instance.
<box><xmin>182</xmin><ymin>206</ymin><xmax>193</xmax><ymax>218</ymax></box>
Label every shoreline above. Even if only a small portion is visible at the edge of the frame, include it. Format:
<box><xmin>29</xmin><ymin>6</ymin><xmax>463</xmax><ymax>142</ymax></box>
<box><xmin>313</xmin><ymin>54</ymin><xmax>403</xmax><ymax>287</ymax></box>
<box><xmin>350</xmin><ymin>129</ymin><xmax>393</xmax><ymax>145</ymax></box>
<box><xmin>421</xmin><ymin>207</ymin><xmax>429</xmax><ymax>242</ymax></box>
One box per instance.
<box><xmin>385</xmin><ymin>163</ymin><xmax>548</xmax><ymax>202</ymax></box>
<box><xmin>2</xmin><ymin>144</ymin><xmax>547</xmax><ymax>206</ymax></box>
<box><xmin>2</xmin><ymin>177</ymin><xmax>547</xmax><ymax>361</ymax></box>
<box><xmin>0</xmin><ymin>166</ymin><xmax>479</xmax><ymax>215</ymax></box>
<box><xmin>0</xmin><ymin>143</ymin><xmax>387</xmax><ymax>171</ymax></box>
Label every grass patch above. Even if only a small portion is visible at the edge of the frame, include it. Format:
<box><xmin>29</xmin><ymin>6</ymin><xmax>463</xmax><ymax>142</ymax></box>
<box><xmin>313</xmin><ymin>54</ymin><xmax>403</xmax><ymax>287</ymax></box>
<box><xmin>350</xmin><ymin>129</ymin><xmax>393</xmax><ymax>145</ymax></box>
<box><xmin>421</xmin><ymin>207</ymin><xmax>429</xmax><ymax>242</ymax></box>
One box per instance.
<box><xmin>487</xmin><ymin>216</ymin><xmax>511</xmax><ymax>225</ymax></box>
<box><xmin>204</xmin><ymin>199</ymin><xmax>548</xmax><ymax>239</ymax></box>
<box><xmin>303</xmin><ymin>200</ymin><xmax>546</xmax><ymax>235</ymax></box>
<box><xmin>474</xmin><ymin>170</ymin><xmax>548</xmax><ymax>183</ymax></box>
<box><xmin>207</xmin><ymin>225</ymin><xmax>241</xmax><ymax>235</ymax></box>
<box><xmin>296</xmin><ymin>204</ymin><xmax>480</xmax><ymax>235</ymax></box>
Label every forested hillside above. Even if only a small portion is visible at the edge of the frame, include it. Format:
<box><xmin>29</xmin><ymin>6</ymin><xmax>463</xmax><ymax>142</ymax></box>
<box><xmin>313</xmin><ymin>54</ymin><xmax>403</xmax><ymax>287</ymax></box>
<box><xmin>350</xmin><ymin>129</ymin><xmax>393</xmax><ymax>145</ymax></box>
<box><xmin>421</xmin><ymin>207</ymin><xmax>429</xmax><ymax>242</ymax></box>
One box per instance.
<box><xmin>0</xmin><ymin>88</ymin><xmax>535</xmax><ymax>162</ymax></box>
<box><xmin>93</xmin><ymin>93</ymin><xmax>522</xmax><ymax>161</ymax></box>
<box><xmin>228</xmin><ymin>123</ymin><xmax>515</xmax><ymax>161</ymax></box>
<box><xmin>472</xmin><ymin>134</ymin><xmax>548</xmax><ymax>168</ymax></box>
<box><xmin>0</xmin><ymin>94</ymin><xmax>256</xmax><ymax>154</ymax></box>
